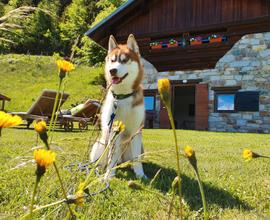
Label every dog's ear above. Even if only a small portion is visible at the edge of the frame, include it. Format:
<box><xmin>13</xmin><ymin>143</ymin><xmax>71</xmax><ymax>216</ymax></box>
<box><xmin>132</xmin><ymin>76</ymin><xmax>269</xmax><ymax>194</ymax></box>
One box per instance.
<box><xmin>127</xmin><ymin>34</ymin><xmax>139</xmax><ymax>54</ymax></box>
<box><xmin>108</xmin><ymin>35</ymin><xmax>118</xmax><ymax>53</ymax></box>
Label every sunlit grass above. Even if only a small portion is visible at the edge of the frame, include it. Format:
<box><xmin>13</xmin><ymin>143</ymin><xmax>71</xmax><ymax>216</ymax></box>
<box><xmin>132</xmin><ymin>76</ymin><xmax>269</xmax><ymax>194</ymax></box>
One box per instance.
<box><xmin>0</xmin><ymin>128</ymin><xmax>269</xmax><ymax>219</ymax></box>
<box><xmin>0</xmin><ymin>54</ymin><xmax>103</xmax><ymax>112</ymax></box>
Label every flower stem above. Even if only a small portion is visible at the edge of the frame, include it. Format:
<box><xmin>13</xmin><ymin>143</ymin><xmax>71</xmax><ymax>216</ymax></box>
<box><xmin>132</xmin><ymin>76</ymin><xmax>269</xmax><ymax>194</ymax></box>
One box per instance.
<box><xmin>52</xmin><ymin>161</ymin><xmax>74</xmax><ymax>218</ymax></box>
<box><xmin>167</xmin><ymin>191</ymin><xmax>176</xmax><ymax>219</ymax></box>
<box><xmin>29</xmin><ymin>175</ymin><xmax>40</xmax><ymax>218</ymax></box>
<box><xmin>167</xmin><ymin>108</ymin><xmax>183</xmax><ymax>220</ymax></box>
<box><xmin>194</xmin><ymin>170</ymin><xmax>208</xmax><ymax>220</ymax></box>
<box><xmin>50</xmin><ymin>79</ymin><xmax>67</xmax><ymax>143</ymax></box>
<box><xmin>48</xmin><ymin>78</ymin><xmax>62</xmax><ymax>135</ymax></box>
<box><xmin>84</xmin><ymin>133</ymin><xmax>117</xmax><ymax>189</ymax></box>
<box><xmin>21</xmin><ymin>198</ymin><xmax>66</xmax><ymax>220</ymax></box>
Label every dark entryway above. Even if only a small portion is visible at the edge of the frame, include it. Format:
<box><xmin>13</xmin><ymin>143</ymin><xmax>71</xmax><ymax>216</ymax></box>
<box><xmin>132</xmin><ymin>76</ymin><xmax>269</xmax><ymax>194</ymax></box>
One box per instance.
<box><xmin>173</xmin><ymin>86</ymin><xmax>195</xmax><ymax>129</ymax></box>
<box><xmin>159</xmin><ymin>81</ymin><xmax>209</xmax><ymax>130</ymax></box>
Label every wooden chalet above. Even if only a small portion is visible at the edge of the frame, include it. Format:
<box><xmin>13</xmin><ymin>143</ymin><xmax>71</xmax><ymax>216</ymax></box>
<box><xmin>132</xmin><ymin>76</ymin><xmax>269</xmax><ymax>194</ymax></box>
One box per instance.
<box><xmin>86</xmin><ymin>0</ymin><xmax>270</xmax><ymax>132</ymax></box>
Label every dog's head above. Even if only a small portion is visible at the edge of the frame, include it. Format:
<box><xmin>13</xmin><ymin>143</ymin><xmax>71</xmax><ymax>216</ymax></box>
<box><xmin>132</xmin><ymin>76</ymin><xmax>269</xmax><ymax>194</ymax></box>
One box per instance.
<box><xmin>105</xmin><ymin>34</ymin><xmax>143</xmax><ymax>94</ymax></box>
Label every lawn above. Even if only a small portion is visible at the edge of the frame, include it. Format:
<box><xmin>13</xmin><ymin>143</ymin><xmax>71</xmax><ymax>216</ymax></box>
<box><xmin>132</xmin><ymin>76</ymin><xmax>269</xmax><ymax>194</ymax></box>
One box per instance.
<box><xmin>0</xmin><ymin>54</ymin><xmax>269</xmax><ymax>219</ymax></box>
<box><xmin>0</xmin><ymin>127</ymin><xmax>269</xmax><ymax>219</ymax></box>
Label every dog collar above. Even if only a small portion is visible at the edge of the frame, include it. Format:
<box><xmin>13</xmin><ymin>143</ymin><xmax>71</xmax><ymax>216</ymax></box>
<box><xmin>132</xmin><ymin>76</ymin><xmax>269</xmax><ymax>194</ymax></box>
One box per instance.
<box><xmin>111</xmin><ymin>91</ymin><xmax>135</xmax><ymax>100</ymax></box>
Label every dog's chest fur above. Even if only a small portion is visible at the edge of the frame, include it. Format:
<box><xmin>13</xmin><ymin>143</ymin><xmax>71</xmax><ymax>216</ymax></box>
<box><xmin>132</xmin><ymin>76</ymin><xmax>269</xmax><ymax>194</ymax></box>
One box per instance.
<box><xmin>102</xmin><ymin>91</ymin><xmax>144</xmax><ymax>137</ymax></box>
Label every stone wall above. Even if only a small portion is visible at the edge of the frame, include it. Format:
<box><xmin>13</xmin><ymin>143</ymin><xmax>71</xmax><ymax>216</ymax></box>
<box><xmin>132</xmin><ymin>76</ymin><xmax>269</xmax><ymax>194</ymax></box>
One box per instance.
<box><xmin>143</xmin><ymin>32</ymin><xmax>270</xmax><ymax>133</ymax></box>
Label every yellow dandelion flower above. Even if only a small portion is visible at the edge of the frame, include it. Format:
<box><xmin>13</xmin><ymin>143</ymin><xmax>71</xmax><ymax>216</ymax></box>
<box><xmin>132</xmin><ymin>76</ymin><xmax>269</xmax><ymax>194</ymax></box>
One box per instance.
<box><xmin>243</xmin><ymin>149</ymin><xmax>253</xmax><ymax>161</ymax></box>
<box><xmin>75</xmin><ymin>190</ymin><xmax>84</xmax><ymax>206</ymax></box>
<box><xmin>158</xmin><ymin>79</ymin><xmax>171</xmax><ymax>108</ymax></box>
<box><xmin>56</xmin><ymin>59</ymin><xmax>75</xmax><ymax>80</ymax></box>
<box><xmin>113</xmin><ymin>121</ymin><xmax>125</xmax><ymax>134</ymax></box>
<box><xmin>56</xmin><ymin>60</ymin><xmax>75</xmax><ymax>73</ymax></box>
<box><xmin>34</xmin><ymin>149</ymin><xmax>56</xmax><ymax>169</ymax></box>
<box><xmin>0</xmin><ymin>111</ymin><xmax>22</xmax><ymax>128</ymax></box>
<box><xmin>184</xmin><ymin>145</ymin><xmax>194</xmax><ymax>158</ymax></box>
<box><xmin>34</xmin><ymin>120</ymin><xmax>47</xmax><ymax>134</ymax></box>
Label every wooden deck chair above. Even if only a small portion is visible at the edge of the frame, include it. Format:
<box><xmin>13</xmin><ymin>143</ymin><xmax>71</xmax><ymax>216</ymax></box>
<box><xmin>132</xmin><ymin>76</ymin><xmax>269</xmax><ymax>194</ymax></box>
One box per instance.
<box><xmin>59</xmin><ymin>99</ymin><xmax>100</xmax><ymax>131</ymax></box>
<box><xmin>73</xmin><ymin>99</ymin><xmax>101</xmax><ymax>118</ymax></box>
<box><xmin>12</xmin><ymin>89</ymin><xmax>69</xmax><ymax>128</ymax></box>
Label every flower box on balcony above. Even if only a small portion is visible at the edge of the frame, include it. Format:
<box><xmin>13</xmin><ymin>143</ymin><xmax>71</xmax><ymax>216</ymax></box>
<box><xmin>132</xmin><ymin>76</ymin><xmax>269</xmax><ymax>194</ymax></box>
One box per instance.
<box><xmin>167</xmin><ymin>39</ymin><xmax>178</xmax><ymax>48</ymax></box>
<box><xmin>209</xmin><ymin>34</ymin><xmax>222</xmax><ymax>43</ymax></box>
<box><xmin>210</xmin><ymin>37</ymin><xmax>222</xmax><ymax>43</ymax></box>
<box><xmin>190</xmin><ymin>41</ymin><xmax>202</xmax><ymax>46</ymax></box>
<box><xmin>189</xmin><ymin>36</ymin><xmax>202</xmax><ymax>46</ymax></box>
<box><xmin>151</xmin><ymin>45</ymin><xmax>162</xmax><ymax>49</ymax></box>
<box><xmin>167</xmin><ymin>43</ymin><xmax>178</xmax><ymax>48</ymax></box>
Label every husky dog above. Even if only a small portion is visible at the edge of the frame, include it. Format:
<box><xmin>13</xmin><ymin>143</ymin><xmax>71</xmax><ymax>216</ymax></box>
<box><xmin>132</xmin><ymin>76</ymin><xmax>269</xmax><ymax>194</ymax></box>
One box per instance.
<box><xmin>90</xmin><ymin>34</ymin><xmax>146</xmax><ymax>179</ymax></box>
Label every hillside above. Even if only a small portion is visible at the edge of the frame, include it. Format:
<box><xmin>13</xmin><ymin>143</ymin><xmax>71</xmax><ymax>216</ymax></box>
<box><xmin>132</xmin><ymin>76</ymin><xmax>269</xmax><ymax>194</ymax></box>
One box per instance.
<box><xmin>0</xmin><ymin>54</ymin><xmax>104</xmax><ymax>112</ymax></box>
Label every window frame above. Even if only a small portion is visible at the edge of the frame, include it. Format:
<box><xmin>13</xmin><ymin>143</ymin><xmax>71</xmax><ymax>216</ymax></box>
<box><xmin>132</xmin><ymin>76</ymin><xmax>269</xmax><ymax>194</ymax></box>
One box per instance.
<box><xmin>214</xmin><ymin>91</ymin><xmax>237</xmax><ymax>113</ymax></box>
<box><xmin>143</xmin><ymin>89</ymin><xmax>157</xmax><ymax>112</ymax></box>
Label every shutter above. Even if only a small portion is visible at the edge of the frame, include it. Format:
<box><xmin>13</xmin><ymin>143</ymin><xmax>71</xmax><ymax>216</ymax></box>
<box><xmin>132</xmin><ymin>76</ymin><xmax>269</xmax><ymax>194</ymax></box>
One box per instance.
<box><xmin>236</xmin><ymin>91</ymin><xmax>259</xmax><ymax>111</ymax></box>
<box><xmin>159</xmin><ymin>100</ymin><xmax>171</xmax><ymax>128</ymax></box>
<box><xmin>195</xmin><ymin>84</ymin><xmax>209</xmax><ymax>130</ymax></box>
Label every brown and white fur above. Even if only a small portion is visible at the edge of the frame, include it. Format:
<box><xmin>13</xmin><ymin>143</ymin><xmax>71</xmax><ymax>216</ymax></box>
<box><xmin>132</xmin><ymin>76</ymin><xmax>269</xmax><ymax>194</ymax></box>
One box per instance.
<box><xmin>90</xmin><ymin>34</ymin><xmax>146</xmax><ymax>179</ymax></box>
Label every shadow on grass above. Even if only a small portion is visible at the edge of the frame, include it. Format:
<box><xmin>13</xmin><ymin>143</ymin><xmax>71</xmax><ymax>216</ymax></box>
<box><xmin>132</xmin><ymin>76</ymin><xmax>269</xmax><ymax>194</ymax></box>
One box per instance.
<box><xmin>116</xmin><ymin>162</ymin><xmax>252</xmax><ymax>211</ymax></box>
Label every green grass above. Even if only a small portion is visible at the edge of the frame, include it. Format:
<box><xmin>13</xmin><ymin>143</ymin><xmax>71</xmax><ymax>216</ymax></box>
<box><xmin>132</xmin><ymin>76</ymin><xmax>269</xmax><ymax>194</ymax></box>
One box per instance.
<box><xmin>0</xmin><ymin>128</ymin><xmax>269</xmax><ymax>219</ymax></box>
<box><xmin>0</xmin><ymin>54</ymin><xmax>270</xmax><ymax>219</ymax></box>
<box><xmin>0</xmin><ymin>54</ymin><xmax>103</xmax><ymax>112</ymax></box>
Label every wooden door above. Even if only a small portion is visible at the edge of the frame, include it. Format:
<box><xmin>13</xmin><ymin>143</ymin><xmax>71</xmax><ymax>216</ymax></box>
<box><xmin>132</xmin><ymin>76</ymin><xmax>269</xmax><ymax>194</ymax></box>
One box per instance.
<box><xmin>159</xmin><ymin>100</ymin><xmax>170</xmax><ymax>128</ymax></box>
<box><xmin>195</xmin><ymin>83</ymin><xmax>209</xmax><ymax>130</ymax></box>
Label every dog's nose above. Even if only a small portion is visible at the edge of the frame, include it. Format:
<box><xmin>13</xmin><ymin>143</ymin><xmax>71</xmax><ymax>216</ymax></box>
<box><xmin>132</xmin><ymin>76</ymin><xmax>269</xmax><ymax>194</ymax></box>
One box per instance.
<box><xmin>109</xmin><ymin>68</ymin><xmax>118</xmax><ymax>76</ymax></box>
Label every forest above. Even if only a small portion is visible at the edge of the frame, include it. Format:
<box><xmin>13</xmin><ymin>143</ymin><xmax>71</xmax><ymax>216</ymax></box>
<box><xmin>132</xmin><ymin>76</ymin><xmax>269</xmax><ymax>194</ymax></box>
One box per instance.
<box><xmin>0</xmin><ymin>0</ymin><xmax>126</xmax><ymax>65</ymax></box>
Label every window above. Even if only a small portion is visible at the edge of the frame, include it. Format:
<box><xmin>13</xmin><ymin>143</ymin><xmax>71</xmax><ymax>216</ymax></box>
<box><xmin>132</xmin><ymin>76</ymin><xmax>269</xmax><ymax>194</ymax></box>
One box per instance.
<box><xmin>213</xmin><ymin>87</ymin><xmax>260</xmax><ymax>113</ymax></box>
<box><xmin>216</xmin><ymin>93</ymin><xmax>236</xmax><ymax>112</ymax></box>
<box><xmin>144</xmin><ymin>96</ymin><xmax>155</xmax><ymax>110</ymax></box>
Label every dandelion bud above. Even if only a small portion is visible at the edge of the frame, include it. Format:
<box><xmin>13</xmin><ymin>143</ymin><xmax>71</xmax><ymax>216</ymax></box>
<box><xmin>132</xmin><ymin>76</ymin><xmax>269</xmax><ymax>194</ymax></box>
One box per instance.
<box><xmin>184</xmin><ymin>145</ymin><xmax>197</xmax><ymax>171</ymax></box>
<box><xmin>158</xmin><ymin>79</ymin><xmax>171</xmax><ymax>108</ymax></box>
<box><xmin>34</xmin><ymin>149</ymin><xmax>56</xmax><ymax>178</ymax></box>
<box><xmin>34</xmin><ymin>120</ymin><xmax>48</xmax><ymax>146</ymax></box>
<box><xmin>171</xmin><ymin>176</ymin><xmax>179</xmax><ymax>190</ymax></box>
<box><xmin>184</xmin><ymin>145</ymin><xmax>194</xmax><ymax>158</ymax></box>
<box><xmin>128</xmin><ymin>180</ymin><xmax>142</xmax><ymax>190</ymax></box>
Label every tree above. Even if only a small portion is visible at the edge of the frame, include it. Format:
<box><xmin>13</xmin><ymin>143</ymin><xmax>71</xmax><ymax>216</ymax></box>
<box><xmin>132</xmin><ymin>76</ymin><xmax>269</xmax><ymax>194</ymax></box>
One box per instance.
<box><xmin>59</xmin><ymin>0</ymin><xmax>100</xmax><ymax>55</ymax></box>
<box><xmin>74</xmin><ymin>0</ymin><xmax>126</xmax><ymax>65</ymax></box>
<box><xmin>11</xmin><ymin>0</ymin><xmax>62</xmax><ymax>55</ymax></box>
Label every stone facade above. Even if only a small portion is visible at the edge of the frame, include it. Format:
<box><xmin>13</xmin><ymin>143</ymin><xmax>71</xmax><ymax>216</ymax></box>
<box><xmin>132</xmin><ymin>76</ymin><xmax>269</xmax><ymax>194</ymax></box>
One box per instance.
<box><xmin>143</xmin><ymin>32</ymin><xmax>270</xmax><ymax>133</ymax></box>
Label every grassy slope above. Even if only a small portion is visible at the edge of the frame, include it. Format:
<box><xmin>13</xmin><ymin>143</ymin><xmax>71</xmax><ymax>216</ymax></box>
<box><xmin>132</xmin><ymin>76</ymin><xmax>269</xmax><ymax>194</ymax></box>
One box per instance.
<box><xmin>0</xmin><ymin>55</ymin><xmax>270</xmax><ymax>219</ymax></box>
<box><xmin>0</xmin><ymin>54</ymin><xmax>103</xmax><ymax>112</ymax></box>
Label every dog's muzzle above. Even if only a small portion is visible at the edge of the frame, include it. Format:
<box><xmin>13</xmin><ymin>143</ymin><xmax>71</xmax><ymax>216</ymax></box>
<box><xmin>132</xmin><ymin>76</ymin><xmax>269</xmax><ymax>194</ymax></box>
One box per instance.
<box><xmin>111</xmin><ymin>73</ymin><xmax>128</xmax><ymax>84</ymax></box>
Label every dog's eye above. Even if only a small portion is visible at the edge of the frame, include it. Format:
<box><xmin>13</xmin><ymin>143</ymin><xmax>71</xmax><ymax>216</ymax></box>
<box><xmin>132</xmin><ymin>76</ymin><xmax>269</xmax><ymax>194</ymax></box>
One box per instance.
<box><xmin>111</xmin><ymin>55</ymin><xmax>117</xmax><ymax>62</ymax></box>
<box><xmin>122</xmin><ymin>57</ymin><xmax>129</xmax><ymax>63</ymax></box>
<box><xmin>120</xmin><ymin>54</ymin><xmax>129</xmax><ymax>63</ymax></box>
